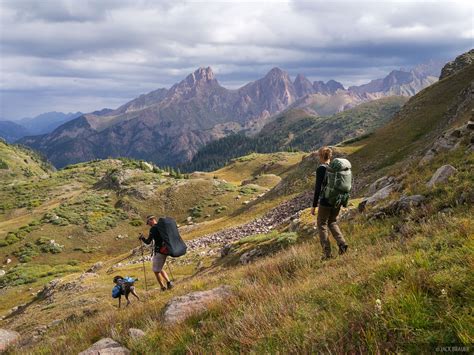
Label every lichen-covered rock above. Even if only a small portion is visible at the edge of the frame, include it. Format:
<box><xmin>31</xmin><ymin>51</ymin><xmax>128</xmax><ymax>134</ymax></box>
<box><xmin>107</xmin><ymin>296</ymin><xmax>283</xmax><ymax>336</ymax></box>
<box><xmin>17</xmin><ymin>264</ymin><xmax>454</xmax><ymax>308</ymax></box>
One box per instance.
<box><xmin>0</xmin><ymin>329</ymin><xmax>20</xmax><ymax>351</ymax></box>
<box><xmin>427</xmin><ymin>165</ymin><xmax>458</xmax><ymax>188</ymax></box>
<box><xmin>359</xmin><ymin>183</ymin><xmax>398</xmax><ymax>211</ymax></box>
<box><xmin>79</xmin><ymin>338</ymin><xmax>130</xmax><ymax>355</ymax></box>
<box><xmin>368</xmin><ymin>176</ymin><xmax>395</xmax><ymax>195</ymax></box>
<box><xmin>163</xmin><ymin>286</ymin><xmax>233</xmax><ymax>325</ymax></box>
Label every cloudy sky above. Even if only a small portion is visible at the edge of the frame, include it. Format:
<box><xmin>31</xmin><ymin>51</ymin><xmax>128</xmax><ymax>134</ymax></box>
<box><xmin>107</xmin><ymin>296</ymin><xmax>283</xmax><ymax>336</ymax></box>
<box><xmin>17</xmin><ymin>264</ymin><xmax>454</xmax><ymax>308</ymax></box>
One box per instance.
<box><xmin>0</xmin><ymin>0</ymin><xmax>472</xmax><ymax>119</ymax></box>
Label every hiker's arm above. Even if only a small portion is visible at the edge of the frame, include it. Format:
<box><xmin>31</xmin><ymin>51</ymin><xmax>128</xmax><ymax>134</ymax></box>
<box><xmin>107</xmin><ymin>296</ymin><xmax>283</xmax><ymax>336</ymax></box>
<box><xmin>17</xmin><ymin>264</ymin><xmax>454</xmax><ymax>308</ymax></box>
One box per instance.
<box><xmin>140</xmin><ymin>229</ymin><xmax>155</xmax><ymax>244</ymax></box>
<box><xmin>312</xmin><ymin>165</ymin><xmax>326</xmax><ymax>208</ymax></box>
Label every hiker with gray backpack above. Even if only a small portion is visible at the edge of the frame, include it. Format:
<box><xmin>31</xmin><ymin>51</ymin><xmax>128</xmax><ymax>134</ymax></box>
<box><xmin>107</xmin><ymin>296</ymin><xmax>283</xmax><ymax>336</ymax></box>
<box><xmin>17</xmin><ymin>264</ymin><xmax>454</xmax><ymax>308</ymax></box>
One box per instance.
<box><xmin>311</xmin><ymin>147</ymin><xmax>351</xmax><ymax>260</ymax></box>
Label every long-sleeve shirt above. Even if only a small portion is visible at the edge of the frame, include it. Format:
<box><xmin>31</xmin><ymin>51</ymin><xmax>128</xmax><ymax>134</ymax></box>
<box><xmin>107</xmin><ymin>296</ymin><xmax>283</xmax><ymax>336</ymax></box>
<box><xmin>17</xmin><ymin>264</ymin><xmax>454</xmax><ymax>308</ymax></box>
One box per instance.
<box><xmin>141</xmin><ymin>225</ymin><xmax>163</xmax><ymax>252</ymax></box>
<box><xmin>312</xmin><ymin>164</ymin><xmax>331</xmax><ymax>208</ymax></box>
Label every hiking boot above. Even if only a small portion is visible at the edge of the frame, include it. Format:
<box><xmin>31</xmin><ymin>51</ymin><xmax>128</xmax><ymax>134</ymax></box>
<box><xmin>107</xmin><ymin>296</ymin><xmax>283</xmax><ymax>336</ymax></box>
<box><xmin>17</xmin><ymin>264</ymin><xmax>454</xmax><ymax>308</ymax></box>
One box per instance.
<box><xmin>161</xmin><ymin>286</ymin><xmax>167</xmax><ymax>292</ymax></box>
<box><xmin>321</xmin><ymin>255</ymin><xmax>332</xmax><ymax>261</ymax></box>
<box><xmin>339</xmin><ymin>244</ymin><xmax>348</xmax><ymax>255</ymax></box>
<box><xmin>167</xmin><ymin>281</ymin><xmax>174</xmax><ymax>290</ymax></box>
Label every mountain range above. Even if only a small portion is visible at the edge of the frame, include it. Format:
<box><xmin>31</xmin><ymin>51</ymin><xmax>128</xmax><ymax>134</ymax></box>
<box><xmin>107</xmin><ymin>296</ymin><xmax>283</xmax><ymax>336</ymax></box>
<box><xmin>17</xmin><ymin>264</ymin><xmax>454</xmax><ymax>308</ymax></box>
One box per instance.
<box><xmin>0</xmin><ymin>112</ymin><xmax>83</xmax><ymax>143</ymax></box>
<box><xmin>19</xmin><ymin>63</ymin><xmax>440</xmax><ymax>168</ymax></box>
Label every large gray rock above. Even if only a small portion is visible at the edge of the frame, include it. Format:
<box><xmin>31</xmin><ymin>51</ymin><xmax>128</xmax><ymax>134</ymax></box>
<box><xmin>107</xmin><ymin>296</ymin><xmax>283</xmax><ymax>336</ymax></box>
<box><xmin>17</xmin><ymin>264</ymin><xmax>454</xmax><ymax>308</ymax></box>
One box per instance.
<box><xmin>79</xmin><ymin>338</ymin><xmax>130</xmax><ymax>355</ymax></box>
<box><xmin>0</xmin><ymin>329</ymin><xmax>20</xmax><ymax>352</ymax></box>
<box><xmin>163</xmin><ymin>286</ymin><xmax>233</xmax><ymax>325</ymax></box>
<box><xmin>368</xmin><ymin>176</ymin><xmax>395</xmax><ymax>195</ymax></box>
<box><xmin>427</xmin><ymin>165</ymin><xmax>458</xmax><ymax>188</ymax></box>
<box><xmin>359</xmin><ymin>184</ymin><xmax>398</xmax><ymax>211</ymax></box>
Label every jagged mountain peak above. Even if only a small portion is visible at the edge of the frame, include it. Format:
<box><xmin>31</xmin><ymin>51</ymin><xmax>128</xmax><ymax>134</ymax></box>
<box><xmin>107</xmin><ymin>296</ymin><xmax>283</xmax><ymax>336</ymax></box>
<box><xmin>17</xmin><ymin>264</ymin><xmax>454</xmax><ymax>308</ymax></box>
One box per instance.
<box><xmin>188</xmin><ymin>66</ymin><xmax>216</xmax><ymax>83</ymax></box>
<box><xmin>294</xmin><ymin>74</ymin><xmax>314</xmax><ymax>97</ymax></box>
<box><xmin>264</xmin><ymin>67</ymin><xmax>290</xmax><ymax>80</ymax></box>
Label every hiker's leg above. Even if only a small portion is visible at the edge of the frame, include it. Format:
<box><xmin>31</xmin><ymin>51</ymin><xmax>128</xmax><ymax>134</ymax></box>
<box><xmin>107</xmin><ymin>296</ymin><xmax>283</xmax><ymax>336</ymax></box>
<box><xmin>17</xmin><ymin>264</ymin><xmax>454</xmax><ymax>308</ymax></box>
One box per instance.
<box><xmin>160</xmin><ymin>270</ymin><xmax>170</xmax><ymax>283</ymax></box>
<box><xmin>118</xmin><ymin>296</ymin><xmax>121</xmax><ymax>309</ymax></box>
<box><xmin>317</xmin><ymin>206</ymin><xmax>332</xmax><ymax>258</ymax></box>
<box><xmin>328</xmin><ymin>207</ymin><xmax>347</xmax><ymax>246</ymax></box>
<box><xmin>154</xmin><ymin>271</ymin><xmax>166</xmax><ymax>288</ymax></box>
<box><xmin>152</xmin><ymin>254</ymin><xmax>167</xmax><ymax>288</ymax></box>
<box><xmin>125</xmin><ymin>294</ymin><xmax>131</xmax><ymax>306</ymax></box>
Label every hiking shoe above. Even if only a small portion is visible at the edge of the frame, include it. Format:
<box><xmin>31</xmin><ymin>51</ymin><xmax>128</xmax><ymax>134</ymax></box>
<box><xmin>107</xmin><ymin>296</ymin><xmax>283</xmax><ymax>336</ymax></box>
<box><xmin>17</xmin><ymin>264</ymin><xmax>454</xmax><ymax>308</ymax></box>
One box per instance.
<box><xmin>161</xmin><ymin>286</ymin><xmax>167</xmax><ymax>292</ymax></box>
<box><xmin>167</xmin><ymin>281</ymin><xmax>174</xmax><ymax>290</ymax></box>
<box><xmin>339</xmin><ymin>244</ymin><xmax>348</xmax><ymax>255</ymax></box>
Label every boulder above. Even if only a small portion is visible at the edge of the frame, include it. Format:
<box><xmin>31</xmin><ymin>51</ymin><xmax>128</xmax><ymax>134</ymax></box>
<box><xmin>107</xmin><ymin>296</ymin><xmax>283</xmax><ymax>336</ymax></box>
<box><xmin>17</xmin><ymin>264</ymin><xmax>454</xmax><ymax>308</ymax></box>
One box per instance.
<box><xmin>359</xmin><ymin>184</ymin><xmax>397</xmax><ymax>211</ymax></box>
<box><xmin>163</xmin><ymin>286</ymin><xmax>233</xmax><ymax>325</ymax></box>
<box><xmin>427</xmin><ymin>165</ymin><xmax>457</xmax><ymax>188</ymax></box>
<box><xmin>0</xmin><ymin>270</ymin><xmax>5</xmax><ymax>277</ymax></box>
<box><xmin>0</xmin><ymin>329</ymin><xmax>20</xmax><ymax>351</ymax></box>
<box><xmin>385</xmin><ymin>195</ymin><xmax>426</xmax><ymax>215</ymax></box>
<box><xmin>128</xmin><ymin>328</ymin><xmax>145</xmax><ymax>339</ymax></box>
<box><xmin>368</xmin><ymin>176</ymin><xmax>395</xmax><ymax>195</ymax></box>
<box><xmin>79</xmin><ymin>338</ymin><xmax>130</xmax><ymax>355</ymax></box>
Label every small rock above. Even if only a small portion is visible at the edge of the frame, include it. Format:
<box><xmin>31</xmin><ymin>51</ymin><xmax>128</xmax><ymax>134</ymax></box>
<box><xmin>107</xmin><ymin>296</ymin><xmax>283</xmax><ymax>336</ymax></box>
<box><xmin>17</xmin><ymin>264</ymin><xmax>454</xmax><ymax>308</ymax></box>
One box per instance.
<box><xmin>128</xmin><ymin>328</ymin><xmax>145</xmax><ymax>339</ymax></box>
<box><xmin>0</xmin><ymin>270</ymin><xmax>5</xmax><ymax>277</ymax></box>
<box><xmin>220</xmin><ymin>244</ymin><xmax>233</xmax><ymax>257</ymax></box>
<box><xmin>86</xmin><ymin>262</ymin><xmax>103</xmax><ymax>273</ymax></box>
<box><xmin>5</xmin><ymin>258</ymin><xmax>11</xmax><ymax>265</ymax></box>
<box><xmin>242</xmin><ymin>201</ymin><xmax>250</xmax><ymax>205</ymax></box>
<box><xmin>0</xmin><ymin>329</ymin><xmax>20</xmax><ymax>352</ymax></box>
<box><xmin>240</xmin><ymin>248</ymin><xmax>264</xmax><ymax>264</ymax></box>
<box><xmin>79</xmin><ymin>338</ymin><xmax>130</xmax><ymax>355</ymax></box>
<box><xmin>427</xmin><ymin>164</ymin><xmax>458</xmax><ymax>188</ymax></box>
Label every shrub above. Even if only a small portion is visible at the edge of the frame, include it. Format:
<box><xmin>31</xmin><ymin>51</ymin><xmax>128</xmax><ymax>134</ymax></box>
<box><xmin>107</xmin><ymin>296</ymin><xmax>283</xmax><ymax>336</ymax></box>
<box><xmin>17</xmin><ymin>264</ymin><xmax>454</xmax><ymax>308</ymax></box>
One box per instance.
<box><xmin>0</xmin><ymin>159</ymin><xmax>8</xmax><ymax>169</ymax></box>
<box><xmin>130</xmin><ymin>219</ymin><xmax>143</xmax><ymax>226</ymax></box>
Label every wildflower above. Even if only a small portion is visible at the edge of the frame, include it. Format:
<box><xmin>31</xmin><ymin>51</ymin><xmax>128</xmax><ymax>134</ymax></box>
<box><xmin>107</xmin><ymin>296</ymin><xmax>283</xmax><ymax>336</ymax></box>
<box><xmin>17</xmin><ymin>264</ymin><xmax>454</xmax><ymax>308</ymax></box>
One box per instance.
<box><xmin>375</xmin><ymin>299</ymin><xmax>383</xmax><ymax>314</ymax></box>
<box><xmin>441</xmin><ymin>289</ymin><xmax>447</xmax><ymax>297</ymax></box>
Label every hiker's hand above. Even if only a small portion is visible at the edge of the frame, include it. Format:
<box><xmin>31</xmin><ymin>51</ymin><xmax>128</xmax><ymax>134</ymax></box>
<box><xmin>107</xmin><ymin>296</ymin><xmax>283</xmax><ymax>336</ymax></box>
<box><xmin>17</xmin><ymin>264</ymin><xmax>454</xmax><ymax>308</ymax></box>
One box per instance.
<box><xmin>311</xmin><ymin>207</ymin><xmax>316</xmax><ymax>216</ymax></box>
<box><xmin>138</xmin><ymin>233</ymin><xmax>144</xmax><ymax>241</ymax></box>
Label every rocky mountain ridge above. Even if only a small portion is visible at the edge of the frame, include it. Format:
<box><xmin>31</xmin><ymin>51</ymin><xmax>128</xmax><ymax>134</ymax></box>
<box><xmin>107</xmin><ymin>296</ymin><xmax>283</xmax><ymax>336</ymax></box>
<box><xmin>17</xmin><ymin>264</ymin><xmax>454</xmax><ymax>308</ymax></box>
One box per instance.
<box><xmin>20</xmin><ymin>63</ymin><xmax>440</xmax><ymax>168</ymax></box>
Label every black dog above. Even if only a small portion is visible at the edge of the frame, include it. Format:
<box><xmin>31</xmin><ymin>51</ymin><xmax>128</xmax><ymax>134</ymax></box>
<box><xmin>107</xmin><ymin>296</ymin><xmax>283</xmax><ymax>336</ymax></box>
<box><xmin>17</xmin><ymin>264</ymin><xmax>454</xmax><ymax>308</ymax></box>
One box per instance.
<box><xmin>113</xmin><ymin>275</ymin><xmax>140</xmax><ymax>308</ymax></box>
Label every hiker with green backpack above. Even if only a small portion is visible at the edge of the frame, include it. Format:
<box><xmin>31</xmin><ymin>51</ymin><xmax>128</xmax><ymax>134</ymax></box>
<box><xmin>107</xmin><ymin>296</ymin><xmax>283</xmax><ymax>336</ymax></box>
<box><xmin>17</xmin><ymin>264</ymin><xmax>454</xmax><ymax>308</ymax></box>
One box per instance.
<box><xmin>311</xmin><ymin>147</ymin><xmax>351</xmax><ymax>260</ymax></box>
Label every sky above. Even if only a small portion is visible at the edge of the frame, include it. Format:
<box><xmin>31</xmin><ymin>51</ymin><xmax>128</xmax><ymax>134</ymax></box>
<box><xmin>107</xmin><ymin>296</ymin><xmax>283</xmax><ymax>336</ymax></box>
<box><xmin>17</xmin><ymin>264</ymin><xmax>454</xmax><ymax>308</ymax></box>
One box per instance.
<box><xmin>0</xmin><ymin>0</ymin><xmax>472</xmax><ymax>120</ymax></box>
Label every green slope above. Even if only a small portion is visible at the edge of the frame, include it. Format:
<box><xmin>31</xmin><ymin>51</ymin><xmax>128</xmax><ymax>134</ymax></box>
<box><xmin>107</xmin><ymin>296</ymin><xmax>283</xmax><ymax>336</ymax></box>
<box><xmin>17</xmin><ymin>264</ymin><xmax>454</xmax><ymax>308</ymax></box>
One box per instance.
<box><xmin>349</xmin><ymin>63</ymin><xmax>474</xmax><ymax>176</ymax></box>
<box><xmin>0</xmin><ymin>140</ymin><xmax>53</xmax><ymax>180</ymax></box>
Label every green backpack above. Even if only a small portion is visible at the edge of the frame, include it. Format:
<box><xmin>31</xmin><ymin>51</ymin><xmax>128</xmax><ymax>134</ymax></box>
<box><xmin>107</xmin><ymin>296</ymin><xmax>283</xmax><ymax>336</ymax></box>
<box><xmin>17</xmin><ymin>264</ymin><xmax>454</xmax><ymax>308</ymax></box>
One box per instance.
<box><xmin>322</xmin><ymin>158</ymin><xmax>352</xmax><ymax>208</ymax></box>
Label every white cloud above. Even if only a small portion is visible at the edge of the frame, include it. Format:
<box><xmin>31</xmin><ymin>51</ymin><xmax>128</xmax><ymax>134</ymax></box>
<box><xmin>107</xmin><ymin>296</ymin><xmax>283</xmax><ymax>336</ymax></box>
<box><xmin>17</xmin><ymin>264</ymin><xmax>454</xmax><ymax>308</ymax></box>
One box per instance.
<box><xmin>0</xmin><ymin>0</ymin><xmax>472</xmax><ymax>118</ymax></box>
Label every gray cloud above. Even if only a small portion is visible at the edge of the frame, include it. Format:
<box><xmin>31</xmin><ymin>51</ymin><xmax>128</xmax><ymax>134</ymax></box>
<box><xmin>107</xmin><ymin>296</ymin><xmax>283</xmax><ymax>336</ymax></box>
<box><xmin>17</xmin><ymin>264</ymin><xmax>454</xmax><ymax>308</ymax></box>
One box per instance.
<box><xmin>0</xmin><ymin>0</ymin><xmax>472</xmax><ymax>119</ymax></box>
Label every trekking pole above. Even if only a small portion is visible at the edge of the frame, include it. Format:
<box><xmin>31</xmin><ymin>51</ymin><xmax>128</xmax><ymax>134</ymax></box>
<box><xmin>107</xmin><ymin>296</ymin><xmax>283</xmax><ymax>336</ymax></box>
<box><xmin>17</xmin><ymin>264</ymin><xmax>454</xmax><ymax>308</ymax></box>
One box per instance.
<box><xmin>140</xmin><ymin>239</ymin><xmax>148</xmax><ymax>291</ymax></box>
<box><xmin>167</xmin><ymin>263</ymin><xmax>175</xmax><ymax>281</ymax></box>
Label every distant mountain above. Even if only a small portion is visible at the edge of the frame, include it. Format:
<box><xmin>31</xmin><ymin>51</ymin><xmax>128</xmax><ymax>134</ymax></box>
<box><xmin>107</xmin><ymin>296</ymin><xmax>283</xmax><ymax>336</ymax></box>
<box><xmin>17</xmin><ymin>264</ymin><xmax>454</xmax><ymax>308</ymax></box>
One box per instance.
<box><xmin>20</xmin><ymin>67</ymin><xmax>315</xmax><ymax>168</ymax></box>
<box><xmin>182</xmin><ymin>96</ymin><xmax>408</xmax><ymax>172</ymax></box>
<box><xmin>0</xmin><ymin>120</ymin><xmax>30</xmax><ymax>142</ymax></box>
<box><xmin>18</xmin><ymin>111</ymin><xmax>83</xmax><ymax>135</ymax></box>
<box><xmin>348</xmin><ymin>69</ymin><xmax>438</xmax><ymax>97</ymax></box>
<box><xmin>20</xmin><ymin>61</ymin><xmax>439</xmax><ymax>168</ymax></box>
